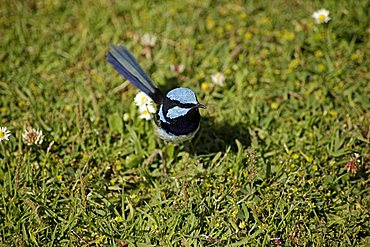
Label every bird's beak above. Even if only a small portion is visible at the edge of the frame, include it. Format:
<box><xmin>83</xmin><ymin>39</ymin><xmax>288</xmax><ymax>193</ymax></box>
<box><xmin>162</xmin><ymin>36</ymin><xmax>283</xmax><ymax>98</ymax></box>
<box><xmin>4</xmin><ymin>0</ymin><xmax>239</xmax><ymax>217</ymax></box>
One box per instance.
<box><xmin>191</xmin><ymin>103</ymin><xmax>205</xmax><ymax>110</ymax></box>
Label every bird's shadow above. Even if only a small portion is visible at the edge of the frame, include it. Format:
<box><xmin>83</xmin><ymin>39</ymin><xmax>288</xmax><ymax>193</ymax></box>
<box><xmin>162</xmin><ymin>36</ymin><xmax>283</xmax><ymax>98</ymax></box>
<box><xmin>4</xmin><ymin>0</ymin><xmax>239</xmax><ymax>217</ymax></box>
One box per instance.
<box><xmin>190</xmin><ymin>116</ymin><xmax>251</xmax><ymax>155</ymax></box>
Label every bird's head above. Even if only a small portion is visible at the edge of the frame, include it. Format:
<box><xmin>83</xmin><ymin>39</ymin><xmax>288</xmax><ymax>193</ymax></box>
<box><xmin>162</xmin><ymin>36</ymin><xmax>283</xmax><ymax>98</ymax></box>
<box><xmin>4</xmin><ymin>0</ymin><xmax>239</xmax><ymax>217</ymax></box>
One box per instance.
<box><xmin>158</xmin><ymin>87</ymin><xmax>204</xmax><ymax>125</ymax></box>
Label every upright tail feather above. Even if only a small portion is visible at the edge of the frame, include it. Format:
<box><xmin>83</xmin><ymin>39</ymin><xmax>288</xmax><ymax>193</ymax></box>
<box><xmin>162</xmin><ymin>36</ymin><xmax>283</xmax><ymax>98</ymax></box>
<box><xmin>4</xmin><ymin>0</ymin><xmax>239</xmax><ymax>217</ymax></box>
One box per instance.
<box><xmin>106</xmin><ymin>45</ymin><xmax>164</xmax><ymax>104</ymax></box>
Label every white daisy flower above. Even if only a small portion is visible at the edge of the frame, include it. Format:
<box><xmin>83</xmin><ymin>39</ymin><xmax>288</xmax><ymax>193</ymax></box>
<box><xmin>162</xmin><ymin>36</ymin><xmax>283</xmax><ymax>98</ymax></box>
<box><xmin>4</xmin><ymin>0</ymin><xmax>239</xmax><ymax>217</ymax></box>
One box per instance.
<box><xmin>134</xmin><ymin>92</ymin><xmax>156</xmax><ymax>121</ymax></box>
<box><xmin>141</xmin><ymin>103</ymin><xmax>156</xmax><ymax>114</ymax></box>
<box><xmin>312</xmin><ymin>9</ymin><xmax>331</xmax><ymax>24</ymax></box>
<box><xmin>140</xmin><ymin>33</ymin><xmax>157</xmax><ymax>47</ymax></box>
<box><xmin>0</xmin><ymin>126</ymin><xmax>11</xmax><ymax>142</ymax></box>
<box><xmin>134</xmin><ymin>92</ymin><xmax>153</xmax><ymax>107</ymax></box>
<box><xmin>22</xmin><ymin>127</ymin><xmax>44</xmax><ymax>146</ymax></box>
<box><xmin>211</xmin><ymin>72</ymin><xmax>225</xmax><ymax>86</ymax></box>
<box><xmin>138</xmin><ymin>104</ymin><xmax>156</xmax><ymax>120</ymax></box>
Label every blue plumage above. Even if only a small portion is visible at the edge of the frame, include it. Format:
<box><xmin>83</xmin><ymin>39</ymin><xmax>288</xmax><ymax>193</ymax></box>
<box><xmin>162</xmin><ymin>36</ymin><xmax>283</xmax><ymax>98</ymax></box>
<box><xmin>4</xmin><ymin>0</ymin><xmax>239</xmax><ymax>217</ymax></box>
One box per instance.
<box><xmin>107</xmin><ymin>45</ymin><xmax>163</xmax><ymax>104</ymax></box>
<box><xmin>166</xmin><ymin>106</ymin><xmax>191</xmax><ymax>119</ymax></box>
<box><xmin>107</xmin><ymin>44</ymin><xmax>204</xmax><ymax>143</ymax></box>
<box><xmin>166</xmin><ymin>88</ymin><xmax>198</xmax><ymax>105</ymax></box>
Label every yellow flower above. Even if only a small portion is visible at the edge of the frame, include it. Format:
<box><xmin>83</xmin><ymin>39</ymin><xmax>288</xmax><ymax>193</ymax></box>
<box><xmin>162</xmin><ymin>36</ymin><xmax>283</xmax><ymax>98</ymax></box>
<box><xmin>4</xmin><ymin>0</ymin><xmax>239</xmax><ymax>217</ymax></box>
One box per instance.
<box><xmin>350</xmin><ymin>53</ymin><xmax>359</xmax><ymax>61</ymax></box>
<box><xmin>317</xmin><ymin>63</ymin><xmax>326</xmax><ymax>72</ymax></box>
<box><xmin>239</xmin><ymin>12</ymin><xmax>247</xmax><ymax>20</ymax></box>
<box><xmin>244</xmin><ymin>32</ymin><xmax>253</xmax><ymax>41</ymax></box>
<box><xmin>239</xmin><ymin>220</ymin><xmax>246</xmax><ymax>229</ymax></box>
<box><xmin>201</xmin><ymin>82</ymin><xmax>211</xmax><ymax>91</ymax></box>
<box><xmin>292</xmin><ymin>153</ymin><xmax>299</xmax><ymax>160</ymax></box>
<box><xmin>115</xmin><ymin>216</ymin><xmax>124</xmax><ymax>223</ymax></box>
<box><xmin>115</xmin><ymin>160</ymin><xmax>122</xmax><ymax>171</ymax></box>
<box><xmin>225</xmin><ymin>23</ymin><xmax>234</xmax><ymax>31</ymax></box>
<box><xmin>329</xmin><ymin>110</ymin><xmax>337</xmax><ymax>118</ymax></box>
<box><xmin>314</xmin><ymin>50</ymin><xmax>324</xmax><ymax>58</ymax></box>
<box><xmin>288</xmin><ymin>59</ymin><xmax>300</xmax><ymax>70</ymax></box>
<box><xmin>271</xmin><ymin>102</ymin><xmax>279</xmax><ymax>110</ymax></box>
<box><xmin>206</xmin><ymin>16</ymin><xmax>215</xmax><ymax>30</ymax></box>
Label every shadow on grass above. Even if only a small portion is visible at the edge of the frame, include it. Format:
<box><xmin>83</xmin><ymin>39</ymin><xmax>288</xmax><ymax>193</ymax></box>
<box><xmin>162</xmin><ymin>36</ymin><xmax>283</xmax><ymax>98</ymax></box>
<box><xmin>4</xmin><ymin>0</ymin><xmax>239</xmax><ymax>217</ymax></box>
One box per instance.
<box><xmin>191</xmin><ymin>116</ymin><xmax>251</xmax><ymax>155</ymax></box>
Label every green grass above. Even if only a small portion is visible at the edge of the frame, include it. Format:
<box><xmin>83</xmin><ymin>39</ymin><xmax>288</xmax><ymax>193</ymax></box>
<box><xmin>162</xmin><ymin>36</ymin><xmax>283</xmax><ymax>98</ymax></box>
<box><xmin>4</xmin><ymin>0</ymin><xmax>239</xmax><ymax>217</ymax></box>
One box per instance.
<box><xmin>1</xmin><ymin>0</ymin><xmax>369</xmax><ymax>246</ymax></box>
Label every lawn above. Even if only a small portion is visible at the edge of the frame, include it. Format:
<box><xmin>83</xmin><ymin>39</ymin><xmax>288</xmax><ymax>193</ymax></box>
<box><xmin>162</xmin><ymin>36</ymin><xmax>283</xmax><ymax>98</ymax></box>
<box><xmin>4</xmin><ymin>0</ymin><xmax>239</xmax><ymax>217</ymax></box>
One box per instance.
<box><xmin>1</xmin><ymin>0</ymin><xmax>369</xmax><ymax>246</ymax></box>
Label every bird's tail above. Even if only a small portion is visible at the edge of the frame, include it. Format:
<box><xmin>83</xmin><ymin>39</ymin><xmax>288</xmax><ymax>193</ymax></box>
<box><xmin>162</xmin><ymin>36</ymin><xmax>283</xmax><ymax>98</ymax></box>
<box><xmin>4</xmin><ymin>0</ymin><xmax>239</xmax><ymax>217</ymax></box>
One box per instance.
<box><xmin>106</xmin><ymin>45</ymin><xmax>164</xmax><ymax>104</ymax></box>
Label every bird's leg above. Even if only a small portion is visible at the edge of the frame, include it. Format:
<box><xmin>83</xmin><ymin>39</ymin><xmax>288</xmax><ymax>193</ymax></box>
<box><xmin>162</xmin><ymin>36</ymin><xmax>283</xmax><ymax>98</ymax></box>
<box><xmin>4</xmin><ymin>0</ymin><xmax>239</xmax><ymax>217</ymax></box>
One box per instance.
<box><xmin>189</xmin><ymin>141</ymin><xmax>196</xmax><ymax>155</ymax></box>
<box><xmin>159</xmin><ymin>141</ymin><xmax>168</xmax><ymax>174</ymax></box>
<box><xmin>146</xmin><ymin>149</ymin><xmax>163</xmax><ymax>167</ymax></box>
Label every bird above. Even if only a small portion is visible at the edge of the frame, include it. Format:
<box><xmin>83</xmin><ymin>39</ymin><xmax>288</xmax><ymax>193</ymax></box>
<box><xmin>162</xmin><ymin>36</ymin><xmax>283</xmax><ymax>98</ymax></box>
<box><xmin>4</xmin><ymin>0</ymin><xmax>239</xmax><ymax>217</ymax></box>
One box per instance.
<box><xmin>106</xmin><ymin>44</ymin><xmax>205</xmax><ymax>143</ymax></box>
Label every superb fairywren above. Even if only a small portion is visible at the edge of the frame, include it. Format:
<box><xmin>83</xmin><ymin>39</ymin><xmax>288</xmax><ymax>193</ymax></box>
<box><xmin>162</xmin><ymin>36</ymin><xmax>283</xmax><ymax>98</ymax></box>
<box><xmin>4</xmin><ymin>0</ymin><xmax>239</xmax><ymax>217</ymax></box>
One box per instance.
<box><xmin>107</xmin><ymin>45</ymin><xmax>204</xmax><ymax>143</ymax></box>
